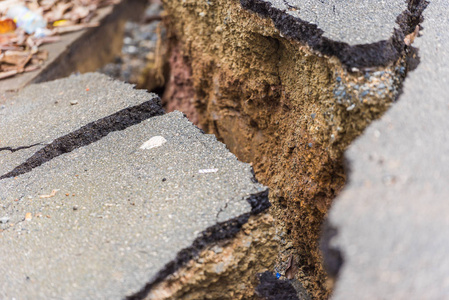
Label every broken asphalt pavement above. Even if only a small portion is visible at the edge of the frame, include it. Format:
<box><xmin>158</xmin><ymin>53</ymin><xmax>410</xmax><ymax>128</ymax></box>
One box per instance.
<box><xmin>327</xmin><ymin>1</ymin><xmax>449</xmax><ymax>299</ymax></box>
<box><xmin>241</xmin><ymin>0</ymin><xmax>425</xmax><ymax>69</ymax></box>
<box><xmin>0</xmin><ymin>73</ymin><xmax>269</xmax><ymax>299</ymax></box>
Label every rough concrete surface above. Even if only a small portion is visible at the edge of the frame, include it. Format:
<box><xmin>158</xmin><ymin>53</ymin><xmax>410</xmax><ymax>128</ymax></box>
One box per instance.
<box><xmin>0</xmin><ymin>73</ymin><xmax>162</xmax><ymax>178</ymax></box>
<box><xmin>241</xmin><ymin>0</ymin><xmax>426</xmax><ymax>69</ymax></box>
<box><xmin>328</xmin><ymin>1</ymin><xmax>449</xmax><ymax>299</ymax></box>
<box><xmin>0</xmin><ymin>73</ymin><xmax>268</xmax><ymax>299</ymax></box>
<box><xmin>261</xmin><ymin>0</ymin><xmax>405</xmax><ymax>45</ymax></box>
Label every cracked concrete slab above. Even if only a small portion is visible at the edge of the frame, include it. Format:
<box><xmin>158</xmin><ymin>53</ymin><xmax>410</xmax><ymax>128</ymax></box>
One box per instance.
<box><xmin>0</xmin><ymin>73</ymin><xmax>163</xmax><ymax>178</ymax></box>
<box><xmin>0</xmin><ymin>74</ymin><xmax>268</xmax><ymax>299</ymax></box>
<box><xmin>240</xmin><ymin>0</ymin><xmax>425</xmax><ymax>69</ymax></box>
<box><xmin>328</xmin><ymin>1</ymin><xmax>449</xmax><ymax>298</ymax></box>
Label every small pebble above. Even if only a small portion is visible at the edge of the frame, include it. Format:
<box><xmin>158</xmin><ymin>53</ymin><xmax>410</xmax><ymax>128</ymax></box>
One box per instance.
<box><xmin>25</xmin><ymin>212</ymin><xmax>32</xmax><ymax>221</ymax></box>
<box><xmin>347</xmin><ymin>104</ymin><xmax>356</xmax><ymax>111</ymax></box>
<box><xmin>0</xmin><ymin>216</ymin><xmax>9</xmax><ymax>224</ymax></box>
<box><xmin>73</xmin><ymin>205</ymin><xmax>79</xmax><ymax>211</ymax></box>
<box><xmin>123</xmin><ymin>37</ymin><xmax>133</xmax><ymax>45</ymax></box>
<box><xmin>70</xmin><ymin>100</ymin><xmax>78</xmax><ymax>106</ymax></box>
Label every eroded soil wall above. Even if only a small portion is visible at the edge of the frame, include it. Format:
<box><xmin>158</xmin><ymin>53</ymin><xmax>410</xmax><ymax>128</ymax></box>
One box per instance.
<box><xmin>160</xmin><ymin>0</ymin><xmax>407</xmax><ymax>298</ymax></box>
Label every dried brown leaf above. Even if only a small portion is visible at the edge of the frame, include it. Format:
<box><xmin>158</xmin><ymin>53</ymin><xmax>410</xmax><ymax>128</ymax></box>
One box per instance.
<box><xmin>0</xmin><ymin>19</ymin><xmax>16</xmax><ymax>34</ymax></box>
<box><xmin>1</xmin><ymin>50</ymin><xmax>31</xmax><ymax>66</ymax></box>
<box><xmin>285</xmin><ymin>254</ymin><xmax>299</xmax><ymax>280</ymax></box>
<box><xmin>0</xmin><ymin>69</ymin><xmax>18</xmax><ymax>79</ymax></box>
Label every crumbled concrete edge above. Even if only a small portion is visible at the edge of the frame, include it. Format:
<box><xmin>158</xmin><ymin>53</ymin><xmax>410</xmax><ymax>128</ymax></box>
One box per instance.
<box><xmin>127</xmin><ymin>190</ymin><xmax>271</xmax><ymax>299</ymax></box>
<box><xmin>146</xmin><ymin>213</ymin><xmax>278</xmax><ymax>300</ymax></box>
<box><xmin>240</xmin><ymin>0</ymin><xmax>428</xmax><ymax>69</ymax></box>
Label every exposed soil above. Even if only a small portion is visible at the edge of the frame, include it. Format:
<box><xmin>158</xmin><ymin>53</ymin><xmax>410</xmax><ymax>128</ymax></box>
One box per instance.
<box><xmin>146</xmin><ymin>213</ymin><xmax>278</xmax><ymax>300</ymax></box>
<box><xmin>155</xmin><ymin>0</ymin><xmax>413</xmax><ymax>298</ymax></box>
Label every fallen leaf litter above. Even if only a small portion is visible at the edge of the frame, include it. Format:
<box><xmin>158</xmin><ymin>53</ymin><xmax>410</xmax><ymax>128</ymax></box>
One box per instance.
<box><xmin>0</xmin><ymin>0</ymin><xmax>119</xmax><ymax>80</ymax></box>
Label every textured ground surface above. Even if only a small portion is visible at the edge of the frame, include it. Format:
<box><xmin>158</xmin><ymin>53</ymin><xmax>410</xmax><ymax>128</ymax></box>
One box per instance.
<box><xmin>328</xmin><ymin>1</ymin><xmax>449</xmax><ymax>299</ymax></box>
<box><xmin>0</xmin><ymin>73</ymin><xmax>269</xmax><ymax>299</ymax></box>
<box><xmin>160</xmin><ymin>0</ymin><xmax>424</xmax><ymax>298</ymax></box>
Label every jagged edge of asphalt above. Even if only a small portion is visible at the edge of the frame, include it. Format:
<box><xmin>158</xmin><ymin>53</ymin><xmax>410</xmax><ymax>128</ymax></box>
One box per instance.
<box><xmin>127</xmin><ymin>189</ymin><xmax>271</xmax><ymax>300</ymax></box>
<box><xmin>313</xmin><ymin>0</ymin><xmax>429</xmax><ymax>280</ymax></box>
<box><xmin>240</xmin><ymin>0</ymin><xmax>428</xmax><ymax>70</ymax></box>
<box><xmin>0</xmin><ymin>98</ymin><xmax>165</xmax><ymax>180</ymax></box>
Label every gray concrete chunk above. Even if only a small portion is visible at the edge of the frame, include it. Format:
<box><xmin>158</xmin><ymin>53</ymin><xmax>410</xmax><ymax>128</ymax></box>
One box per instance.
<box><xmin>328</xmin><ymin>1</ymin><xmax>449</xmax><ymax>299</ymax></box>
<box><xmin>241</xmin><ymin>0</ymin><xmax>420</xmax><ymax>69</ymax></box>
<box><xmin>255</xmin><ymin>0</ymin><xmax>405</xmax><ymax>45</ymax></box>
<box><xmin>0</xmin><ymin>75</ymin><xmax>268</xmax><ymax>299</ymax></box>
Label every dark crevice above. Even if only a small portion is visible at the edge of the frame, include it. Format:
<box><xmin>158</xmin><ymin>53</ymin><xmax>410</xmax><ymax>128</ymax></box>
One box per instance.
<box><xmin>216</xmin><ymin>202</ymin><xmax>229</xmax><ymax>220</ymax></box>
<box><xmin>0</xmin><ymin>143</ymin><xmax>42</xmax><ymax>153</ymax></box>
<box><xmin>0</xmin><ymin>99</ymin><xmax>164</xmax><ymax>180</ymax></box>
<box><xmin>127</xmin><ymin>189</ymin><xmax>271</xmax><ymax>299</ymax></box>
<box><xmin>255</xmin><ymin>271</ymin><xmax>300</xmax><ymax>300</ymax></box>
<box><xmin>240</xmin><ymin>0</ymin><xmax>428</xmax><ymax>70</ymax></box>
<box><xmin>320</xmin><ymin>221</ymin><xmax>343</xmax><ymax>279</ymax></box>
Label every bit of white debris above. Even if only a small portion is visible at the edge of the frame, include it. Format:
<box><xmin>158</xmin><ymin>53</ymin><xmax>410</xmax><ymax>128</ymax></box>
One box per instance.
<box><xmin>140</xmin><ymin>136</ymin><xmax>167</xmax><ymax>150</ymax></box>
<box><xmin>39</xmin><ymin>189</ymin><xmax>60</xmax><ymax>199</ymax></box>
<box><xmin>198</xmin><ymin>168</ymin><xmax>219</xmax><ymax>174</ymax></box>
<box><xmin>346</xmin><ymin>103</ymin><xmax>356</xmax><ymax>111</ymax></box>
<box><xmin>373</xmin><ymin>130</ymin><xmax>381</xmax><ymax>138</ymax></box>
<box><xmin>70</xmin><ymin>100</ymin><xmax>79</xmax><ymax>105</ymax></box>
